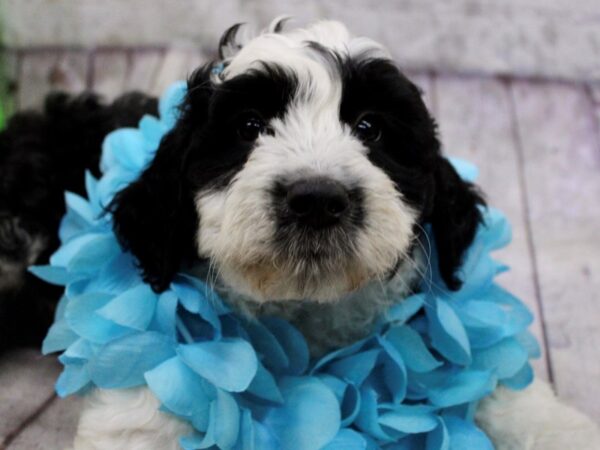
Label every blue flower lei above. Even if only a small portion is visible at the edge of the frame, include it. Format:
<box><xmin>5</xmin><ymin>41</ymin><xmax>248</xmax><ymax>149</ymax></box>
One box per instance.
<box><xmin>32</xmin><ymin>82</ymin><xmax>539</xmax><ymax>450</ymax></box>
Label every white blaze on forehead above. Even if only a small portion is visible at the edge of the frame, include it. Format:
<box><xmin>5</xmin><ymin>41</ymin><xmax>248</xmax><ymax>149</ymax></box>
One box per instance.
<box><xmin>216</xmin><ymin>20</ymin><xmax>390</xmax><ymax>102</ymax></box>
<box><xmin>215</xmin><ymin>20</ymin><xmax>392</xmax><ymax>169</ymax></box>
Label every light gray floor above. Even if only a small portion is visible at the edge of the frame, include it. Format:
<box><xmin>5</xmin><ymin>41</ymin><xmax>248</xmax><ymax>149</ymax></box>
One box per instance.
<box><xmin>0</xmin><ymin>47</ymin><xmax>599</xmax><ymax>449</ymax></box>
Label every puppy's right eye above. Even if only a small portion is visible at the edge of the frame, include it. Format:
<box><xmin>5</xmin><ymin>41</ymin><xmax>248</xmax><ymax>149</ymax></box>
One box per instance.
<box><xmin>238</xmin><ymin>115</ymin><xmax>266</xmax><ymax>141</ymax></box>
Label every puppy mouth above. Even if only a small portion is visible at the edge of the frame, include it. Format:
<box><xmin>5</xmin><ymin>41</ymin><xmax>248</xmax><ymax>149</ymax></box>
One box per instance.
<box><xmin>215</xmin><ymin>229</ymin><xmax>407</xmax><ymax>303</ymax></box>
<box><xmin>272</xmin><ymin>224</ymin><xmax>357</xmax><ymax>266</ymax></box>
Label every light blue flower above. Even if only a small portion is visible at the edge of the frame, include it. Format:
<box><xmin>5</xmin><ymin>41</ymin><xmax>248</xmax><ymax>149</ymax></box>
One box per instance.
<box><xmin>33</xmin><ymin>81</ymin><xmax>538</xmax><ymax>449</ymax></box>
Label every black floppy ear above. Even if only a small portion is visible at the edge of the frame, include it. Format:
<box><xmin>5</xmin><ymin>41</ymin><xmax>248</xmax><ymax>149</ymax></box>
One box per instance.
<box><xmin>429</xmin><ymin>157</ymin><xmax>485</xmax><ymax>290</ymax></box>
<box><xmin>110</xmin><ymin>67</ymin><xmax>213</xmax><ymax>292</ymax></box>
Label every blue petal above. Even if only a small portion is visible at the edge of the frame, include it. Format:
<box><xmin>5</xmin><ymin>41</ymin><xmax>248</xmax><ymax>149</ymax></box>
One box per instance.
<box><xmin>443</xmin><ymin>415</ymin><xmax>493</xmax><ymax>450</ymax></box>
<box><xmin>96</xmin><ymin>166</ymin><xmax>138</xmax><ymax>206</ymax></box>
<box><xmin>322</xmin><ymin>429</ymin><xmax>367</xmax><ymax>450</ymax></box>
<box><xmin>179</xmin><ymin>432</ymin><xmax>205</xmax><ymax>450</ymax></box>
<box><xmin>160</xmin><ymin>81</ymin><xmax>187</xmax><ymax>129</ymax></box>
<box><xmin>84</xmin><ymin>171</ymin><xmax>101</xmax><ymax>215</ymax></box>
<box><xmin>340</xmin><ymin>383</ymin><xmax>362</xmax><ymax>427</ymax></box>
<box><xmin>378</xmin><ymin>336</ymin><xmax>408</xmax><ymax>403</ymax></box>
<box><xmin>449</xmin><ymin>158</ymin><xmax>478</xmax><ymax>182</ymax></box>
<box><xmin>59</xmin><ymin>192</ymin><xmax>96</xmax><ymax>241</ymax></box>
<box><xmin>311</xmin><ymin>338</ymin><xmax>368</xmax><ymax>375</ymax></box>
<box><xmin>150</xmin><ymin>291</ymin><xmax>178</xmax><ymax>338</ymax></box>
<box><xmin>64</xmin><ymin>191</ymin><xmax>95</xmax><ymax>225</ymax></box>
<box><xmin>50</xmin><ymin>233</ymin><xmax>104</xmax><ymax>268</ymax></box>
<box><xmin>385</xmin><ymin>326</ymin><xmax>442</xmax><ymax>373</ymax></box>
<box><xmin>67</xmin><ymin>234</ymin><xmax>120</xmax><ymax>274</ymax></box>
<box><xmin>427</xmin><ymin>298</ymin><xmax>471</xmax><ymax>365</ymax></box>
<box><xmin>387</xmin><ymin>434</ymin><xmax>427</xmax><ymax>450</ymax></box>
<box><xmin>327</xmin><ymin>349</ymin><xmax>380</xmax><ymax>386</ymax></box>
<box><xmin>501</xmin><ymin>363</ymin><xmax>534</xmax><ymax>390</ymax></box>
<box><xmin>263</xmin><ymin>377</ymin><xmax>341</xmax><ymax>450</ymax></box>
<box><xmin>426</xmin><ymin>418</ymin><xmax>449</xmax><ymax>450</ymax></box>
<box><xmin>145</xmin><ymin>356</ymin><xmax>216</xmax><ymax>417</ymax></box>
<box><xmin>384</xmin><ymin>294</ymin><xmax>425</xmax><ymax>325</ymax></box>
<box><xmin>479</xmin><ymin>208</ymin><xmax>512</xmax><ymax>251</ymax></box>
<box><xmin>101</xmin><ymin>128</ymin><xmax>148</xmax><ymax>172</ymax></box>
<box><xmin>244</xmin><ymin>320</ymin><xmax>289</xmax><ymax>374</ymax></box>
<box><xmin>96</xmin><ymin>284</ymin><xmax>158</xmax><ymax>330</ymax></box>
<box><xmin>85</xmin><ymin>252</ymin><xmax>142</xmax><ymax>295</ymax></box>
<box><xmin>246</xmin><ymin>361</ymin><xmax>283</xmax><ymax>403</ymax></box>
<box><xmin>88</xmin><ymin>331</ymin><xmax>175</xmax><ymax>388</ymax></box>
<box><xmin>170</xmin><ymin>276</ymin><xmax>222</xmax><ymax>333</ymax></box>
<box><xmin>472</xmin><ymin>337</ymin><xmax>529</xmax><ymax>379</ymax></box>
<box><xmin>139</xmin><ymin>115</ymin><xmax>165</xmax><ymax>147</ymax></box>
<box><xmin>205</xmin><ymin>389</ymin><xmax>241</xmax><ymax>449</ymax></box>
<box><xmin>62</xmin><ymin>338</ymin><xmax>97</xmax><ymax>361</ymax></box>
<box><xmin>517</xmin><ymin>331</ymin><xmax>541</xmax><ymax>359</ymax></box>
<box><xmin>355</xmin><ymin>387</ymin><xmax>394</xmax><ymax>442</ymax></box>
<box><xmin>262</xmin><ymin>317</ymin><xmax>309</xmax><ymax>376</ymax></box>
<box><xmin>42</xmin><ymin>320</ymin><xmax>79</xmax><ymax>354</ymax></box>
<box><xmin>378</xmin><ymin>405</ymin><xmax>439</xmax><ymax>434</ymax></box>
<box><xmin>29</xmin><ymin>265</ymin><xmax>77</xmax><ymax>286</ymax></box>
<box><xmin>189</xmin><ymin>390</ymin><xmax>241</xmax><ymax>449</ymax></box>
<box><xmin>429</xmin><ymin>371</ymin><xmax>497</xmax><ymax>407</ymax></box>
<box><xmin>56</xmin><ymin>363</ymin><xmax>90</xmax><ymax>397</ymax></box>
<box><xmin>317</xmin><ymin>376</ymin><xmax>361</xmax><ymax>427</ymax></box>
<box><xmin>178</xmin><ymin>339</ymin><xmax>258</xmax><ymax>392</ymax></box>
<box><xmin>64</xmin><ymin>292</ymin><xmax>133</xmax><ymax>344</ymax></box>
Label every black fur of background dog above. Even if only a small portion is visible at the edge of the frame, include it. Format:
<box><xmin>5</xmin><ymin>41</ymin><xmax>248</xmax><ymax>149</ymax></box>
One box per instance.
<box><xmin>0</xmin><ymin>91</ymin><xmax>156</xmax><ymax>352</ymax></box>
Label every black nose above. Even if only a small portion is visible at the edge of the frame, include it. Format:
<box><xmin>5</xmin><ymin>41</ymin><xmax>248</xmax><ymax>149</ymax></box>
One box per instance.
<box><xmin>286</xmin><ymin>178</ymin><xmax>350</xmax><ymax>228</ymax></box>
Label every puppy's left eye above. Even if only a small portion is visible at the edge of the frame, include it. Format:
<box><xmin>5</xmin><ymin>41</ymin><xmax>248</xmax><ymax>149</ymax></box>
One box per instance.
<box><xmin>353</xmin><ymin>116</ymin><xmax>382</xmax><ymax>143</ymax></box>
<box><xmin>238</xmin><ymin>115</ymin><xmax>267</xmax><ymax>141</ymax></box>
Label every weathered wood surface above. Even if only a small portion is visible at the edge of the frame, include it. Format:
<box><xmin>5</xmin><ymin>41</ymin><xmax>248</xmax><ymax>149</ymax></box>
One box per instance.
<box><xmin>1</xmin><ymin>48</ymin><xmax>599</xmax><ymax>447</ymax></box>
<box><xmin>6</xmin><ymin>397</ymin><xmax>82</xmax><ymax>450</ymax></box>
<box><xmin>0</xmin><ymin>350</ymin><xmax>60</xmax><ymax>448</ymax></box>
<box><xmin>92</xmin><ymin>50</ymin><xmax>129</xmax><ymax>101</ymax></box>
<box><xmin>510</xmin><ymin>80</ymin><xmax>600</xmax><ymax>421</ymax></box>
<box><xmin>4</xmin><ymin>0</ymin><xmax>600</xmax><ymax>82</ymax></box>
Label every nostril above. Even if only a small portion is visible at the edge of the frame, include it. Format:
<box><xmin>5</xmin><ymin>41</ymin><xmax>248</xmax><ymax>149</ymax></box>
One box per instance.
<box><xmin>285</xmin><ymin>178</ymin><xmax>350</xmax><ymax>227</ymax></box>
<box><xmin>288</xmin><ymin>193</ymin><xmax>314</xmax><ymax>217</ymax></box>
<box><xmin>325</xmin><ymin>196</ymin><xmax>348</xmax><ymax>217</ymax></box>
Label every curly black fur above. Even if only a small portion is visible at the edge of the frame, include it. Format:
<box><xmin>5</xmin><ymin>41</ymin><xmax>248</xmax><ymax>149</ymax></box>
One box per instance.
<box><xmin>0</xmin><ymin>91</ymin><xmax>157</xmax><ymax>352</ymax></box>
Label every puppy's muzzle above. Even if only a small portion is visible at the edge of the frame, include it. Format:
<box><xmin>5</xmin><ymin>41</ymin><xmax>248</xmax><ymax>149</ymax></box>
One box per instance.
<box><xmin>285</xmin><ymin>177</ymin><xmax>350</xmax><ymax>229</ymax></box>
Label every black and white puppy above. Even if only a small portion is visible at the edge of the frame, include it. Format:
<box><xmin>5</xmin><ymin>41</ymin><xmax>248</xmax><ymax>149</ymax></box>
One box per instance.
<box><xmin>60</xmin><ymin>19</ymin><xmax>600</xmax><ymax>450</ymax></box>
<box><xmin>110</xmin><ymin>22</ymin><xmax>482</xmax><ymax>355</ymax></box>
<box><xmin>0</xmin><ymin>92</ymin><xmax>157</xmax><ymax>353</ymax></box>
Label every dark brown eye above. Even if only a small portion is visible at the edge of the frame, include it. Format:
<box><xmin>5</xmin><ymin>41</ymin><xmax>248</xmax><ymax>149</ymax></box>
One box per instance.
<box><xmin>238</xmin><ymin>115</ymin><xmax>266</xmax><ymax>141</ymax></box>
<box><xmin>353</xmin><ymin>116</ymin><xmax>382</xmax><ymax>142</ymax></box>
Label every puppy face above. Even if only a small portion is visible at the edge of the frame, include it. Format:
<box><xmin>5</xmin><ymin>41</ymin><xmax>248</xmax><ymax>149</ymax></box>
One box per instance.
<box><xmin>112</xmin><ymin>20</ymin><xmax>483</xmax><ymax>304</ymax></box>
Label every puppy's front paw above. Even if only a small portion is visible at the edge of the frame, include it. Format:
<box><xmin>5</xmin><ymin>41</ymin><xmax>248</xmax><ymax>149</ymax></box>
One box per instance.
<box><xmin>476</xmin><ymin>379</ymin><xmax>600</xmax><ymax>450</ymax></box>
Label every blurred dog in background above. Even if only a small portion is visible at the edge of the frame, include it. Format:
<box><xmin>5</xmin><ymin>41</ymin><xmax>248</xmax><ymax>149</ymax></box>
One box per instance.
<box><xmin>0</xmin><ymin>91</ymin><xmax>156</xmax><ymax>352</ymax></box>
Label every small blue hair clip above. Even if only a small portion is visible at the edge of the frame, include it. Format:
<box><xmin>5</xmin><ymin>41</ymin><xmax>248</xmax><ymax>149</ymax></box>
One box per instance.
<box><xmin>212</xmin><ymin>62</ymin><xmax>226</xmax><ymax>76</ymax></box>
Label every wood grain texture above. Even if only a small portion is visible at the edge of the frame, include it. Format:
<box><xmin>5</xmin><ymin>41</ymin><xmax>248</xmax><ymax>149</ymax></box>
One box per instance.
<box><xmin>433</xmin><ymin>75</ymin><xmax>550</xmax><ymax>380</ymax></box>
<box><xmin>91</xmin><ymin>50</ymin><xmax>129</xmax><ymax>101</ymax></box>
<box><xmin>0</xmin><ymin>350</ymin><xmax>60</xmax><ymax>446</ymax></box>
<box><xmin>511</xmin><ymin>80</ymin><xmax>600</xmax><ymax>421</ymax></box>
<box><xmin>16</xmin><ymin>51</ymin><xmax>91</xmax><ymax>110</ymax></box>
<box><xmin>406</xmin><ymin>72</ymin><xmax>434</xmax><ymax>112</ymax></box>
<box><xmin>6</xmin><ymin>396</ymin><xmax>82</xmax><ymax>450</ymax></box>
<box><xmin>17</xmin><ymin>52</ymin><xmax>59</xmax><ymax>110</ymax></box>
<box><xmin>4</xmin><ymin>0</ymin><xmax>600</xmax><ymax>82</ymax></box>
<box><xmin>150</xmin><ymin>48</ymin><xmax>205</xmax><ymax>96</ymax></box>
<box><xmin>124</xmin><ymin>50</ymin><xmax>163</xmax><ymax>93</ymax></box>
<box><xmin>49</xmin><ymin>51</ymin><xmax>89</xmax><ymax>94</ymax></box>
